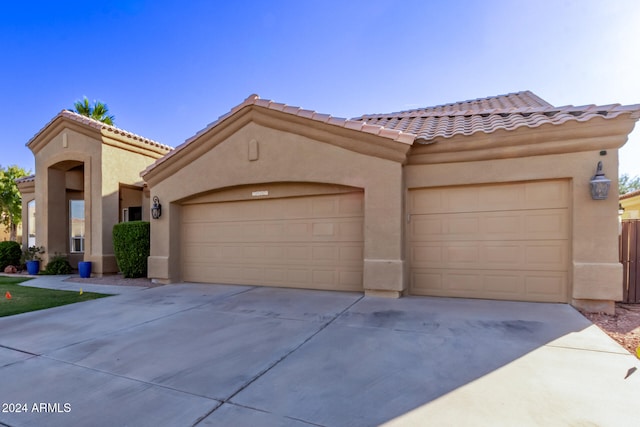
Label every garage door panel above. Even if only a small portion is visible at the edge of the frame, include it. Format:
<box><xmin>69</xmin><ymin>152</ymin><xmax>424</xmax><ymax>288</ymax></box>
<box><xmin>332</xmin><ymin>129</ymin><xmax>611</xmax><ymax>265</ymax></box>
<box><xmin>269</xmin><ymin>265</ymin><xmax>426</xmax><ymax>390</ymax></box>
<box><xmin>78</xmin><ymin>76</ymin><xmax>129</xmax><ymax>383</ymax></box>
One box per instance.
<box><xmin>340</xmin><ymin>271</ymin><xmax>363</xmax><ymax>287</ymax></box>
<box><xmin>185</xmin><ymin>242</ymin><xmax>363</xmax><ymax>266</ymax></box>
<box><xmin>525</xmin><ymin>274</ymin><xmax>566</xmax><ymax>298</ymax></box>
<box><xmin>411</xmin><ymin>240</ymin><xmax>567</xmax><ymax>271</ymax></box>
<box><xmin>183</xmin><ymin>261</ymin><xmax>362</xmax><ymax>291</ymax></box>
<box><xmin>410</xmin><ymin>209</ymin><xmax>568</xmax><ymax>241</ymax></box>
<box><xmin>184</xmin><ymin>218</ymin><xmax>362</xmax><ymax>243</ymax></box>
<box><xmin>339</xmin><ymin>245</ymin><xmax>364</xmax><ymax>262</ymax></box>
<box><xmin>409</xmin><ymin>180</ymin><xmax>569</xmax><ymax>302</ymax></box>
<box><xmin>182</xmin><ymin>192</ymin><xmax>364</xmax><ymax>291</ymax></box>
<box><xmin>524</xmin><ymin>180</ymin><xmax>569</xmax><ymax>209</ymax></box>
<box><xmin>409</xmin><ymin>181</ymin><xmax>569</xmax><ymax>215</ymax></box>
<box><xmin>412</xmin><ymin>268</ymin><xmax>567</xmax><ymax>302</ymax></box>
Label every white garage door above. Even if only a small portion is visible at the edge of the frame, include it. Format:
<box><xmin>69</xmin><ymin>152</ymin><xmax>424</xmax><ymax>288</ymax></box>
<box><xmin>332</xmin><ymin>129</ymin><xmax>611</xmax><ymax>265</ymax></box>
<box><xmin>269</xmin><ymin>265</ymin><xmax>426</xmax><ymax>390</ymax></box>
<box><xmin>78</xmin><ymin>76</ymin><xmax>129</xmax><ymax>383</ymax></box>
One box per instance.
<box><xmin>408</xmin><ymin>180</ymin><xmax>569</xmax><ymax>302</ymax></box>
<box><xmin>181</xmin><ymin>192</ymin><xmax>364</xmax><ymax>291</ymax></box>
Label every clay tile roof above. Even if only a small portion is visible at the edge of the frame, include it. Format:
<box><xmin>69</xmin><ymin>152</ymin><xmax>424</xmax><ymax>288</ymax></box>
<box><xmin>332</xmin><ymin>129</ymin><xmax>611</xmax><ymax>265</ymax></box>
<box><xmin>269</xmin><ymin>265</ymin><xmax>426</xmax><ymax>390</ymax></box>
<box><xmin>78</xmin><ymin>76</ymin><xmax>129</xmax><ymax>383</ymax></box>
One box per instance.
<box><xmin>621</xmin><ymin>188</ymin><xmax>640</xmax><ymax>200</ymax></box>
<box><xmin>355</xmin><ymin>91</ymin><xmax>640</xmax><ymax>143</ymax></box>
<box><xmin>27</xmin><ymin>110</ymin><xmax>173</xmax><ymax>152</ymax></box>
<box><xmin>182</xmin><ymin>94</ymin><xmax>415</xmax><ymax>146</ymax></box>
<box><xmin>144</xmin><ymin>94</ymin><xmax>416</xmax><ymax>176</ymax></box>
<box><xmin>15</xmin><ymin>174</ymin><xmax>35</xmax><ymax>184</ymax></box>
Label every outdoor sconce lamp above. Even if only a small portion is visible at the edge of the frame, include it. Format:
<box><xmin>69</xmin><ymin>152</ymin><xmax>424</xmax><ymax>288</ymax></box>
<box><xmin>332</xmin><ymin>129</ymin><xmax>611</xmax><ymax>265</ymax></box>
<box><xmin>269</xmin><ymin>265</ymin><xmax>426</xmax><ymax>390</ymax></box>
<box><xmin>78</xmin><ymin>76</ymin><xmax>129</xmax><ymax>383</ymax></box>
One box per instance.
<box><xmin>589</xmin><ymin>161</ymin><xmax>611</xmax><ymax>200</ymax></box>
<box><xmin>619</xmin><ymin>203</ymin><xmax>625</xmax><ymax>215</ymax></box>
<box><xmin>151</xmin><ymin>196</ymin><xmax>162</xmax><ymax>219</ymax></box>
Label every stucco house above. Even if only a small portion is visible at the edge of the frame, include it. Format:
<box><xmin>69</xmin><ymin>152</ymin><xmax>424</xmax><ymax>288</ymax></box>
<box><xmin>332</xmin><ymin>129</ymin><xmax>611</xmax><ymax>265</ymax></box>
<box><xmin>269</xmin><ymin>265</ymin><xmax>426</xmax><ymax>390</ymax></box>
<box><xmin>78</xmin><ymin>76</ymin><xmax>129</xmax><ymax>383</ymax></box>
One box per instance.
<box><xmin>16</xmin><ymin>111</ymin><xmax>172</xmax><ymax>273</ymax></box>
<box><xmin>19</xmin><ymin>91</ymin><xmax>640</xmax><ymax>314</ymax></box>
<box><xmin>620</xmin><ymin>189</ymin><xmax>640</xmax><ymax>219</ymax></box>
<box><xmin>0</xmin><ymin>222</ymin><xmax>21</xmax><ymax>242</ymax></box>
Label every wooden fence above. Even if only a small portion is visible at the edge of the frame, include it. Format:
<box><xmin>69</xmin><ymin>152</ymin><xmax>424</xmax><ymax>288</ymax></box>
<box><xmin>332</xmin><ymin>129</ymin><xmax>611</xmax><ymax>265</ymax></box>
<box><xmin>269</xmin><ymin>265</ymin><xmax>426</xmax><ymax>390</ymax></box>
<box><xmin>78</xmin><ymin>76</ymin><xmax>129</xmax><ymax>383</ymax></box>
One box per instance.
<box><xmin>620</xmin><ymin>219</ymin><xmax>640</xmax><ymax>303</ymax></box>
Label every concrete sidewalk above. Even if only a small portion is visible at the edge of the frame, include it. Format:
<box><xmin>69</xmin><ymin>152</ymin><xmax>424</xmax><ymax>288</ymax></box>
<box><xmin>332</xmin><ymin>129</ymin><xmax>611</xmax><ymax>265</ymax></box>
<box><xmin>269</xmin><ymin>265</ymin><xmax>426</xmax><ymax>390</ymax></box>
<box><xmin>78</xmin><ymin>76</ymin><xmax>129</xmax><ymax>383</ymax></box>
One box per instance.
<box><xmin>0</xmin><ymin>278</ymin><xmax>638</xmax><ymax>426</ymax></box>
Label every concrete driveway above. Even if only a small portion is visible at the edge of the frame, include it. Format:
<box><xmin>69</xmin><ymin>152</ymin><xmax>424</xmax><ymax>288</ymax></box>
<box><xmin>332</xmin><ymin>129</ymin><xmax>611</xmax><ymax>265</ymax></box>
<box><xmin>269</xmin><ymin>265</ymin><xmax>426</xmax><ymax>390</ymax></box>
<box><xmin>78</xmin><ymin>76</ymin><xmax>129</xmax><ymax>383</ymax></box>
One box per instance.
<box><xmin>0</xmin><ymin>277</ymin><xmax>638</xmax><ymax>427</ymax></box>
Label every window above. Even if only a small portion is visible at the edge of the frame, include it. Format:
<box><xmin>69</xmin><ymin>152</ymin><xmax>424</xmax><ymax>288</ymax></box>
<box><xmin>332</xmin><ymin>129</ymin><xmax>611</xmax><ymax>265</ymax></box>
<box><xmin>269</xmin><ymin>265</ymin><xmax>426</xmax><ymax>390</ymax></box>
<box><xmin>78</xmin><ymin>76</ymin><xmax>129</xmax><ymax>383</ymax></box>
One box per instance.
<box><xmin>27</xmin><ymin>200</ymin><xmax>36</xmax><ymax>247</ymax></box>
<box><xmin>70</xmin><ymin>200</ymin><xmax>85</xmax><ymax>253</ymax></box>
<box><xmin>121</xmin><ymin>206</ymin><xmax>141</xmax><ymax>222</ymax></box>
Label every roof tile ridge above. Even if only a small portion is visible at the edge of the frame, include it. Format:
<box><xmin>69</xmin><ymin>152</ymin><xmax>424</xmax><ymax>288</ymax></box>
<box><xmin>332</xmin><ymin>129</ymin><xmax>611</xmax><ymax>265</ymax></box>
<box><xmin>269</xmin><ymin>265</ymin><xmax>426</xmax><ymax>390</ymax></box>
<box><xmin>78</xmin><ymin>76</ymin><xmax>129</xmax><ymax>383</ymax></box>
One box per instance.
<box><xmin>621</xmin><ymin>188</ymin><xmax>640</xmax><ymax>200</ymax></box>
<box><xmin>519</xmin><ymin>91</ymin><xmax>554</xmax><ymax>107</ymax></box>
<box><xmin>355</xmin><ymin>90</ymin><xmax>553</xmax><ymax>119</ymax></box>
<box><xmin>15</xmin><ymin>174</ymin><xmax>36</xmax><ymax>183</ymax></box>
<box><xmin>242</xmin><ymin>96</ymin><xmax>416</xmax><ymax>144</ymax></box>
<box><xmin>145</xmin><ymin>94</ymin><xmax>417</xmax><ymax>176</ymax></box>
<box><xmin>30</xmin><ymin>110</ymin><xmax>172</xmax><ymax>151</ymax></box>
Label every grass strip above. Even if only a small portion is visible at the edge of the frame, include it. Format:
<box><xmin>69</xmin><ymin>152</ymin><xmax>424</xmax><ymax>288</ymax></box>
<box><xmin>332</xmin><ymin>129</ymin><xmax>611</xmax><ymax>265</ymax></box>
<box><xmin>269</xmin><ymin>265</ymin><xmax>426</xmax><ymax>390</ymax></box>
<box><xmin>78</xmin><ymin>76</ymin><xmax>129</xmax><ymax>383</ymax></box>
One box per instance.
<box><xmin>0</xmin><ymin>276</ymin><xmax>110</xmax><ymax>317</ymax></box>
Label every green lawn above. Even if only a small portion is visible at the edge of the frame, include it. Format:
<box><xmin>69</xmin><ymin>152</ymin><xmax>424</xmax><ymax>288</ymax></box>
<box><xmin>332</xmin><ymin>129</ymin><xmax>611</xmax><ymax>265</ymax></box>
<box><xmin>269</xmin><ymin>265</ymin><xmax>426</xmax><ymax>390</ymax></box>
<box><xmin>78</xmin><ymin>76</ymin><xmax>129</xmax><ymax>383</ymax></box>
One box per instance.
<box><xmin>0</xmin><ymin>276</ymin><xmax>110</xmax><ymax>317</ymax></box>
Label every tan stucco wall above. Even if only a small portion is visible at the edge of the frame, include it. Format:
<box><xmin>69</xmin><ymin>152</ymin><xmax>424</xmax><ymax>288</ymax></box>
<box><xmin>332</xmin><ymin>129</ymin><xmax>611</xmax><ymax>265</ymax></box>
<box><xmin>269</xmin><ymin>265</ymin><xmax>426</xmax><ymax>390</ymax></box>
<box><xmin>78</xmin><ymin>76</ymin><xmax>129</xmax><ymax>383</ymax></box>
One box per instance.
<box><xmin>0</xmin><ymin>224</ymin><xmax>21</xmax><ymax>242</ymax></box>
<box><xmin>145</xmin><ymin>120</ymin><xmax>408</xmax><ymax>295</ymax></box>
<box><xmin>17</xmin><ymin>180</ymin><xmax>34</xmax><ymax>248</ymax></box>
<box><xmin>32</xmin><ymin>128</ymin><xmax>100</xmax><ymax>269</ymax></box>
<box><xmin>143</xmin><ymin>107</ymin><xmax>635</xmax><ymax>311</ymax></box>
<box><xmin>24</xmin><ymin>120</ymin><xmax>169</xmax><ymax>275</ymax></box>
<box><xmin>406</xmin><ymin>149</ymin><xmax>623</xmax><ymax>310</ymax></box>
<box><xmin>98</xmin><ymin>143</ymin><xmax>161</xmax><ymax>272</ymax></box>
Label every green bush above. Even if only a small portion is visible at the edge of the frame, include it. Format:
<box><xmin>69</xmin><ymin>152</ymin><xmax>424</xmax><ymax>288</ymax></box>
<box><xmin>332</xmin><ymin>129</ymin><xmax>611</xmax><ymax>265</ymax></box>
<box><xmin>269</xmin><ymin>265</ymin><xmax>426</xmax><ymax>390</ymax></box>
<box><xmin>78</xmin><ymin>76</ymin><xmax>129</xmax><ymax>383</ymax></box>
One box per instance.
<box><xmin>0</xmin><ymin>241</ymin><xmax>22</xmax><ymax>270</ymax></box>
<box><xmin>113</xmin><ymin>221</ymin><xmax>150</xmax><ymax>278</ymax></box>
<box><xmin>41</xmin><ymin>254</ymin><xmax>73</xmax><ymax>275</ymax></box>
<box><xmin>21</xmin><ymin>245</ymin><xmax>45</xmax><ymax>263</ymax></box>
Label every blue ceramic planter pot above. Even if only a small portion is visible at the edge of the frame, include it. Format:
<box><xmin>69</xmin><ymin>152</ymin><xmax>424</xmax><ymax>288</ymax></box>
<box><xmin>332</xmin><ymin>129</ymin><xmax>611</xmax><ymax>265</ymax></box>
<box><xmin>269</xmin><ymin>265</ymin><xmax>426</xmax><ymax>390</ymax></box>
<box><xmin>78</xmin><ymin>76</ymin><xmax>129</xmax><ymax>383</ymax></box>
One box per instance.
<box><xmin>26</xmin><ymin>260</ymin><xmax>40</xmax><ymax>275</ymax></box>
<box><xmin>78</xmin><ymin>261</ymin><xmax>92</xmax><ymax>278</ymax></box>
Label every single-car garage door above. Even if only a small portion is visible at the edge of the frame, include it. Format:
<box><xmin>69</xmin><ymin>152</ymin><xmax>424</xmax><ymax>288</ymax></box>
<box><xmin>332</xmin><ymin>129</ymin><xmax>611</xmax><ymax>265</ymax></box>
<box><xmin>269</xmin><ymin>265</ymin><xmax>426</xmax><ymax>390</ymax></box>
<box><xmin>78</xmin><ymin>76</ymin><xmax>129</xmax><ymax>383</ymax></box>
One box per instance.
<box><xmin>408</xmin><ymin>180</ymin><xmax>569</xmax><ymax>302</ymax></box>
<box><xmin>181</xmin><ymin>191</ymin><xmax>364</xmax><ymax>291</ymax></box>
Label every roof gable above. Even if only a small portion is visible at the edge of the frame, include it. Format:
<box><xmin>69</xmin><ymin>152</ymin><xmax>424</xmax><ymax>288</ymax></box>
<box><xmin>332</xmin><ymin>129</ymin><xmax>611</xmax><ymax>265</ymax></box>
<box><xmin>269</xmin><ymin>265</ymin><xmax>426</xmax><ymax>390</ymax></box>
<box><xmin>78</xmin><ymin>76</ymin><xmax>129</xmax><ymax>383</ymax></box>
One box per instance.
<box><xmin>142</xmin><ymin>94</ymin><xmax>415</xmax><ymax>179</ymax></box>
<box><xmin>184</xmin><ymin>94</ymin><xmax>415</xmax><ymax>146</ymax></box>
<box><xmin>27</xmin><ymin>110</ymin><xmax>173</xmax><ymax>156</ymax></box>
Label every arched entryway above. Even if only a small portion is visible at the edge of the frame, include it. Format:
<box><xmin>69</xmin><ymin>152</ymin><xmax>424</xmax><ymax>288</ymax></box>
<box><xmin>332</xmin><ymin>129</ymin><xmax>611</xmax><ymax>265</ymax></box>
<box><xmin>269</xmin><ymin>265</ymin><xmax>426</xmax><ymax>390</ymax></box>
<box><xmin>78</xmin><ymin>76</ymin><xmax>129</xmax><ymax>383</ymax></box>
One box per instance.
<box><xmin>46</xmin><ymin>160</ymin><xmax>86</xmax><ymax>268</ymax></box>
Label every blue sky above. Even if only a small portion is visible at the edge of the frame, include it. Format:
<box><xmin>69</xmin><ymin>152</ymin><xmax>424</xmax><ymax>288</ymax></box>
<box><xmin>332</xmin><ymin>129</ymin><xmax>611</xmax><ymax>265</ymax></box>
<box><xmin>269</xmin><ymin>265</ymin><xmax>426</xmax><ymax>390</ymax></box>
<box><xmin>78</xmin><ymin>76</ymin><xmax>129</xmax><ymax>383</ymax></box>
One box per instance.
<box><xmin>1</xmin><ymin>0</ymin><xmax>639</xmax><ymax>177</ymax></box>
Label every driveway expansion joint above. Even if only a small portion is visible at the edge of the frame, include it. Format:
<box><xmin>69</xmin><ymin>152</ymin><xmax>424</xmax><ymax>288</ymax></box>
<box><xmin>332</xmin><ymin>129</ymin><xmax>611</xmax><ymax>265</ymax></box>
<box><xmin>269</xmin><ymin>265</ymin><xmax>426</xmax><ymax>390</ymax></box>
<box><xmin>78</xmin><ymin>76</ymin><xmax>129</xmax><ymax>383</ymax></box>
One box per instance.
<box><xmin>544</xmin><ymin>343</ymin><xmax>636</xmax><ymax>356</ymax></box>
<box><xmin>0</xmin><ymin>344</ymin><xmax>39</xmax><ymax>356</ymax></box>
<box><xmin>198</xmin><ymin>294</ymin><xmax>365</xmax><ymax>423</ymax></box>
<box><xmin>39</xmin><ymin>354</ymin><xmax>223</xmax><ymax>404</ymax></box>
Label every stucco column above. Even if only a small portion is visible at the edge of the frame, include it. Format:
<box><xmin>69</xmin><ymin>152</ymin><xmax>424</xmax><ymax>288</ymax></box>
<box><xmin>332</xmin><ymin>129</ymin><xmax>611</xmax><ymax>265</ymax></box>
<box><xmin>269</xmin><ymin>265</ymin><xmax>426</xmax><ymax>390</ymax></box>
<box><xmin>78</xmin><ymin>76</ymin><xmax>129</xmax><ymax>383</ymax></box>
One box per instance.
<box><xmin>147</xmin><ymin>195</ymin><xmax>181</xmax><ymax>284</ymax></box>
<box><xmin>571</xmin><ymin>153</ymin><xmax>622</xmax><ymax>314</ymax></box>
<box><xmin>363</xmin><ymin>163</ymin><xmax>406</xmax><ymax>297</ymax></box>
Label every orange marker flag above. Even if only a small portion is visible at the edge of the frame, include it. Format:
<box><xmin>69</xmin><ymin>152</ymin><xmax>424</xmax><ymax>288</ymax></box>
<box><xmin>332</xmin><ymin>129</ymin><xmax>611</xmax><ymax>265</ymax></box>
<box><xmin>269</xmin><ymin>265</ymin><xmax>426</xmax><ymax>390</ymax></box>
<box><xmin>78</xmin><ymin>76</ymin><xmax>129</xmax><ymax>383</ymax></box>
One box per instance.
<box><xmin>5</xmin><ymin>291</ymin><xmax>11</xmax><ymax>300</ymax></box>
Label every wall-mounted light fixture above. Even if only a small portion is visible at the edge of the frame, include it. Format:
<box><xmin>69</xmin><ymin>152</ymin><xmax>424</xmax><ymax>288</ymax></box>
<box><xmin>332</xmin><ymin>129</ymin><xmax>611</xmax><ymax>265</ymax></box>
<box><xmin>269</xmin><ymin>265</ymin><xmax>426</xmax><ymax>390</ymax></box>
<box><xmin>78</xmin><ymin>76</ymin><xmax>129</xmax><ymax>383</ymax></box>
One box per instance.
<box><xmin>619</xmin><ymin>203</ymin><xmax>625</xmax><ymax>216</ymax></box>
<box><xmin>151</xmin><ymin>196</ymin><xmax>162</xmax><ymax>219</ymax></box>
<box><xmin>589</xmin><ymin>161</ymin><xmax>611</xmax><ymax>200</ymax></box>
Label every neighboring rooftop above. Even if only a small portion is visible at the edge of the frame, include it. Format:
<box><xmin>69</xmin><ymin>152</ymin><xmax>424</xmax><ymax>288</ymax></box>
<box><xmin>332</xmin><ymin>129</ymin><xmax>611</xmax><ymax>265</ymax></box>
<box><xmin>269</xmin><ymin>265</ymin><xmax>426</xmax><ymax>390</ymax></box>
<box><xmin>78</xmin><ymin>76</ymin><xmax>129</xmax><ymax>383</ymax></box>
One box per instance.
<box><xmin>355</xmin><ymin>91</ymin><xmax>640</xmax><ymax>143</ymax></box>
<box><xmin>14</xmin><ymin>174</ymin><xmax>35</xmax><ymax>184</ymax></box>
<box><xmin>621</xmin><ymin>188</ymin><xmax>640</xmax><ymax>200</ymax></box>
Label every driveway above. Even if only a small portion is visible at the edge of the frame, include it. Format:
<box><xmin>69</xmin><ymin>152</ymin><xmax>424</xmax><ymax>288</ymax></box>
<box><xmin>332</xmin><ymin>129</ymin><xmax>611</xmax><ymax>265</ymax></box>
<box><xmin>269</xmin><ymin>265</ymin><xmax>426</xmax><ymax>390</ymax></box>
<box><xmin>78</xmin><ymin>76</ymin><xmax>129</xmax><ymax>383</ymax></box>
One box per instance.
<box><xmin>0</xmin><ymin>277</ymin><xmax>638</xmax><ymax>427</ymax></box>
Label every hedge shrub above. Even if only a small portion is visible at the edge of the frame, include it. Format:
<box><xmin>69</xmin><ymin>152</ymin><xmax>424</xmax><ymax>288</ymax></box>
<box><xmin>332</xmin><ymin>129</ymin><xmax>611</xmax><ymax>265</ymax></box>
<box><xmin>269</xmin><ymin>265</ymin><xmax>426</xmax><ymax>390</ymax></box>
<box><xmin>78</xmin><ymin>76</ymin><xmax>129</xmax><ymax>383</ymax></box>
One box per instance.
<box><xmin>0</xmin><ymin>241</ymin><xmax>22</xmax><ymax>270</ymax></box>
<box><xmin>113</xmin><ymin>221</ymin><xmax>150</xmax><ymax>278</ymax></box>
<box><xmin>41</xmin><ymin>254</ymin><xmax>73</xmax><ymax>275</ymax></box>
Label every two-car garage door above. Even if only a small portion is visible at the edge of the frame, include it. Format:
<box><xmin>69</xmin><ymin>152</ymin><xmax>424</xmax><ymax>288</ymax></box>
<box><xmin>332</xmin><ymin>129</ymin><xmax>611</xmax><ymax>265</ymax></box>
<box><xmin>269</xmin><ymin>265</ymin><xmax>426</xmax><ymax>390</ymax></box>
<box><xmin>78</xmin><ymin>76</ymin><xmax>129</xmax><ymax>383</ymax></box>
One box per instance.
<box><xmin>181</xmin><ymin>180</ymin><xmax>569</xmax><ymax>302</ymax></box>
<box><xmin>408</xmin><ymin>180</ymin><xmax>569</xmax><ymax>302</ymax></box>
<box><xmin>181</xmin><ymin>191</ymin><xmax>364</xmax><ymax>291</ymax></box>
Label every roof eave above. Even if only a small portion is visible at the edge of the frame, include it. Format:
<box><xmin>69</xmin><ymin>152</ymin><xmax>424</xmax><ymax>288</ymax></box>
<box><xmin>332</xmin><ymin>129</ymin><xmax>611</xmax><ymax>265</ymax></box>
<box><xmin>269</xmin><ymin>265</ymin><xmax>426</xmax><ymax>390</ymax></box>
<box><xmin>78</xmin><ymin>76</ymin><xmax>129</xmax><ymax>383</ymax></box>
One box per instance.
<box><xmin>408</xmin><ymin>113</ymin><xmax>638</xmax><ymax>165</ymax></box>
<box><xmin>142</xmin><ymin>95</ymin><xmax>415</xmax><ymax>183</ymax></box>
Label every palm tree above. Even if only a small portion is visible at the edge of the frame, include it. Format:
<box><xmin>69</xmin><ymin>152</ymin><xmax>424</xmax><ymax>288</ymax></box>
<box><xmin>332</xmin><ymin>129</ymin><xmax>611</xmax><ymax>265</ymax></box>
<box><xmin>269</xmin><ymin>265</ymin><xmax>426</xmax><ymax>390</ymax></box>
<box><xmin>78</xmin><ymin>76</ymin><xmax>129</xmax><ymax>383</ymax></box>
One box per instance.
<box><xmin>72</xmin><ymin>97</ymin><xmax>115</xmax><ymax>125</ymax></box>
